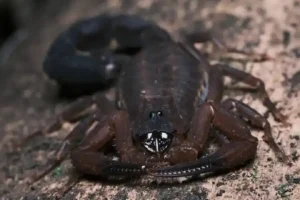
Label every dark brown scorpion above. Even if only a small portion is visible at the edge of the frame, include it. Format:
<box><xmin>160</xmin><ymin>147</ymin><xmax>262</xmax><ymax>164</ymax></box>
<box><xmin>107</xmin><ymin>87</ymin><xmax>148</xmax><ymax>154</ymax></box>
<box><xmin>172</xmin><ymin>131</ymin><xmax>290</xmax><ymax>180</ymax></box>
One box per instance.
<box><xmin>26</xmin><ymin>14</ymin><xmax>289</xmax><ymax>183</ymax></box>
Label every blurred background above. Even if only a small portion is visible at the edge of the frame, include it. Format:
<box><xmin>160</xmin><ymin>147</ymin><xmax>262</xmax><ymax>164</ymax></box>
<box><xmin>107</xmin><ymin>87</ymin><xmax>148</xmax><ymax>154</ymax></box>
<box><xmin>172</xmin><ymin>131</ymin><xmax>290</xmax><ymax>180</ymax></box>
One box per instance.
<box><xmin>0</xmin><ymin>0</ymin><xmax>54</xmax><ymax>46</ymax></box>
<box><xmin>0</xmin><ymin>0</ymin><xmax>68</xmax><ymax>64</ymax></box>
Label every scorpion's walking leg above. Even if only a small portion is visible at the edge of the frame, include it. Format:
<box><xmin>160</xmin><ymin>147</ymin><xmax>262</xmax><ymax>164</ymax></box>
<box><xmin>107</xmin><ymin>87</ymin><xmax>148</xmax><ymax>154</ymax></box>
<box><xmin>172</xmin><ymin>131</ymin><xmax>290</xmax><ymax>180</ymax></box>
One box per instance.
<box><xmin>27</xmin><ymin>94</ymin><xmax>115</xmax><ymax>184</ymax></box>
<box><xmin>184</xmin><ymin>31</ymin><xmax>271</xmax><ymax>61</ymax></box>
<box><xmin>206</xmin><ymin>65</ymin><xmax>288</xmax><ymax>163</ymax></box>
<box><xmin>17</xmin><ymin>93</ymin><xmax>110</xmax><ymax>147</ymax></box>
<box><xmin>46</xmin><ymin>93</ymin><xmax>115</xmax><ymax>133</ymax></box>
<box><xmin>221</xmin><ymin>98</ymin><xmax>289</xmax><ymax>163</ymax></box>
<box><xmin>150</xmin><ymin>102</ymin><xmax>259</xmax><ymax>177</ymax></box>
<box><xmin>27</xmin><ymin>113</ymin><xmax>97</xmax><ymax>185</ymax></box>
<box><xmin>213</xmin><ymin>64</ymin><xmax>287</xmax><ymax>123</ymax></box>
<box><xmin>28</xmin><ymin>108</ymin><xmax>116</xmax><ymax>197</ymax></box>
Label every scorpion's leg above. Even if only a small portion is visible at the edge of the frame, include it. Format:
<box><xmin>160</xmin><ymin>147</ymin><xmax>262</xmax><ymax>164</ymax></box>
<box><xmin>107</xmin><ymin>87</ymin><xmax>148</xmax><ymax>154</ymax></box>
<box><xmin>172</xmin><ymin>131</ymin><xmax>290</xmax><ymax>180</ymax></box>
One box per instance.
<box><xmin>206</xmin><ymin>65</ymin><xmax>288</xmax><ymax>162</ymax></box>
<box><xmin>27</xmin><ymin>113</ymin><xmax>97</xmax><ymax>184</ymax></box>
<box><xmin>28</xmin><ymin>109</ymin><xmax>119</xmax><ymax>198</ymax></box>
<box><xmin>26</xmin><ymin>94</ymin><xmax>115</xmax><ymax>183</ymax></box>
<box><xmin>16</xmin><ymin>93</ymin><xmax>111</xmax><ymax>148</ymax></box>
<box><xmin>184</xmin><ymin>31</ymin><xmax>271</xmax><ymax>62</ymax></box>
<box><xmin>46</xmin><ymin>93</ymin><xmax>115</xmax><ymax>133</ymax></box>
<box><xmin>221</xmin><ymin>98</ymin><xmax>289</xmax><ymax>163</ymax></box>
<box><xmin>214</xmin><ymin>63</ymin><xmax>287</xmax><ymax>123</ymax></box>
<box><xmin>150</xmin><ymin>102</ymin><xmax>259</xmax><ymax>177</ymax></box>
<box><xmin>71</xmin><ymin>110</ymin><xmax>151</xmax><ymax>177</ymax></box>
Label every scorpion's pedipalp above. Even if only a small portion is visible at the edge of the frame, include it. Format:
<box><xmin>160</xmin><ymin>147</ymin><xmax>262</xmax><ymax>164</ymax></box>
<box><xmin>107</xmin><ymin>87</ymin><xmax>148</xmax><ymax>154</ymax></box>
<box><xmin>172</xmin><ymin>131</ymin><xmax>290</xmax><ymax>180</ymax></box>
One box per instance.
<box><xmin>150</xmin><ymin>102</ymin><xmax>258</xmax><ymax>178</ymax></box>
<box><xmin>98</xmin><ymin>163</ymin><xmax>148</xmax><ymax>177</ymax></box>
<box><xmin>148</xmin><ymin>154</ymin><xmax>220</xmax><ymax>177</ymax></box>
<box><xmin>71</xmin><ymin>150</ymin><xmax>147</xmax><ymax>177</ymax></box>
<box><xmin>149</xmin><ymin>140</ymin><xmax>255</xmax><ymax>177</ymax></box>
<box><xmin>71</xmin><ymin>110</ymin><xmax>153</xmax><ymax>177</ymax></box>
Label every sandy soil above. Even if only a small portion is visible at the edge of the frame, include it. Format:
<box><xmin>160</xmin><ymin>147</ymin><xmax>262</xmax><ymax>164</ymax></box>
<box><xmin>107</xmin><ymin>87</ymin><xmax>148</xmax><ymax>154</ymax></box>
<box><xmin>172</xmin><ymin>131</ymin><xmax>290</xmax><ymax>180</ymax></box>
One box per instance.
<box><xmin>0</xmin><ymin>0</ymin><xmax>300</xmax><ymax>199</ymax></box>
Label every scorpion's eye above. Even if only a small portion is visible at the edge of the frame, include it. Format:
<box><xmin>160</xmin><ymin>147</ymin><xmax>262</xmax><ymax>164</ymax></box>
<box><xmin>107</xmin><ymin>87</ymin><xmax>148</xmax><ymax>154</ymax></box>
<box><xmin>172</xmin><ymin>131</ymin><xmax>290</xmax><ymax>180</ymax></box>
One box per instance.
<box><xmin>157</xmin><ymin>111</ymin><xmax>163</xmax><ymax>117</ymax></box>
<box><xmin>142</xmin><ymin>131</ymin><xmax>173</xmax><ymax>153</ymax></box>
<box><xmin>149</xmin><ymin>112</ymin><xmax>156</xmax><ymax>119</ymax></box>
<box><xmin>149</xmin><ymin>111</ymin><xmax>163</xmax><ymax>119</ymax></box>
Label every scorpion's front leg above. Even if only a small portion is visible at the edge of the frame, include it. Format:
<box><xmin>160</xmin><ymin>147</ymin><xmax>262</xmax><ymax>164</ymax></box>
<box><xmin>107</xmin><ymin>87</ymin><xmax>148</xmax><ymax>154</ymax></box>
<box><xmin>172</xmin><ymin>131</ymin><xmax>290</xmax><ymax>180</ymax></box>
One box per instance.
<box><xmin>184</xmin><ymin>31</ymin><xmax>272</xmax><ymax>62</ymax></box>
<box><xmin>206</xmin><ymin>63</ymin><xmax>288</xmax><ymax>163</ymax></box>
<box><xmin>150</xmin><ymin>102</ymin><xmax>258</xmax><ymax>177</ymax></box>
<box><xmin>71</xmin><ymin>110</ymin><xmax>153</xmax><ymax>177</ymax></box>
<box><xmin>213</xmin><ymin>63</ymin><xmax>287</xmax><ymax>123</ymax></box>
<box><xmin>16</xmin><ymin>92</ymin><xmax>113</xmax><ymax>148</ymax></box>
<box><xmin>26</xmin><ymin>111</ymin><xmax>101</xmax><ymax>184</ymax></box>
<box><xmin>221</xmin><ymin>98</ymin><xmax>289</xmax><ymax>163</ymax></box>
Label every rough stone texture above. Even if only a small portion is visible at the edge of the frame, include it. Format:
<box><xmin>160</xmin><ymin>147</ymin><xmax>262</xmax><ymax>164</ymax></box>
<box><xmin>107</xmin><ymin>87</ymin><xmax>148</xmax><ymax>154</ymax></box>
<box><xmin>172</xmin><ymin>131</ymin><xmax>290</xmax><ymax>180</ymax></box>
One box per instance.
<box><xmin>1</xmin><ymin>0</ymin><xmax>300</xmax><ymax>199</ymax></box>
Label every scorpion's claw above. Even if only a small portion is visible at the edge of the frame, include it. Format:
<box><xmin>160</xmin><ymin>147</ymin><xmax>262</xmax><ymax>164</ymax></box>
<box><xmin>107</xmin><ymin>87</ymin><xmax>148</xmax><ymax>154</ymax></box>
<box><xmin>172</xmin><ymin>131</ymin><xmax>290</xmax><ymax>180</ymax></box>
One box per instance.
<box><xmin>148</xmin><ymin>156</ymin><xmax>220</xmax><ymax>177</ymax></box>
<box><xmin>101</xmin><ymin>163</ymin><xmax>148</xmax><ymax>177</ymax></box>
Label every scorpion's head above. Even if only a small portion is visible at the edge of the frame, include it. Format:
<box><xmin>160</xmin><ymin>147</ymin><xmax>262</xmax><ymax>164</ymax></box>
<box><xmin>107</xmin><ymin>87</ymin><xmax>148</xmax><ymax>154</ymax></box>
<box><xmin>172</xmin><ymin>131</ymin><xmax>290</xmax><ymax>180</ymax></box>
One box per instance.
<box><xmin>134</xmin><ymin>111</ymin><xmax>175</xmax><ymax>154</ymax></box>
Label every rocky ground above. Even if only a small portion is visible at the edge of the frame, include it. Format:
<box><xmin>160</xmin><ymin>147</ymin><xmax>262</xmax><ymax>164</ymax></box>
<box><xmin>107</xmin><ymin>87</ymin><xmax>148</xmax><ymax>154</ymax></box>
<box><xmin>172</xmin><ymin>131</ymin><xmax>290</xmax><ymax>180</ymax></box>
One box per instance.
<box><xmin>0</xmin><ymin>0</ymin><xmax>300</xmax><ymax>199</ymax></box>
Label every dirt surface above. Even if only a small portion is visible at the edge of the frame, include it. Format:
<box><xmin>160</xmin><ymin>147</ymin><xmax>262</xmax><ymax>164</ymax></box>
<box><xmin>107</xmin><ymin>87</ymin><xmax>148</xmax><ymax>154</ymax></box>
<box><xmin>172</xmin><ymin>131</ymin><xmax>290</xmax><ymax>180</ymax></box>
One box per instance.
<box><xmin>1</xmin><ymin>0</ymin><xmax>300</xmax><ymax>199</ymax></box>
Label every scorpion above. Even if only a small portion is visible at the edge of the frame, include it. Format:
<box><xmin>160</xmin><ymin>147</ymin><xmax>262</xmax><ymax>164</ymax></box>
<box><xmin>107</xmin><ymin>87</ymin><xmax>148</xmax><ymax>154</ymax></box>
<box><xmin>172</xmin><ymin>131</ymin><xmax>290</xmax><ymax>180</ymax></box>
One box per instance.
<box><xmin>26</xmin><ymin>14</ymin><xmax>289</xmax><ymax>184</ymax></box>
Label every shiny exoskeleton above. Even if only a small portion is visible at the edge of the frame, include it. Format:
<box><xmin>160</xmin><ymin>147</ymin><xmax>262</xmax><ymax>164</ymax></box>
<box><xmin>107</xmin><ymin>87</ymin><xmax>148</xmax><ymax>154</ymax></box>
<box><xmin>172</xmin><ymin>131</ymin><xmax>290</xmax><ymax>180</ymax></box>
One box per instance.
<box><xmin>27</xmin><ymin>14</ymin><xmax>289</xmax><ymax>183</ymax></box>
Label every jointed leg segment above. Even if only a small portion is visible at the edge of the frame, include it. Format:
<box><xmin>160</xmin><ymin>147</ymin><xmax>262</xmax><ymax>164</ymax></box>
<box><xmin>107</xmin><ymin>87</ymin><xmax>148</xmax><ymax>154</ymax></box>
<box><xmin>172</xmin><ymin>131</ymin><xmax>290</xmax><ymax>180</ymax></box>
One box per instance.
<box><xmin>213</xmin><ymin>63</ymin><xmax>287</xmax><ymax>123</ymax></box>
<box><xmin>17</xmin><ymin>92</ymin><xmax>115</xmax><ymax>148</ymax></box>
<box><xmin>185</xmin><ymin>31</ymin><xmax>272</xmax><ymax>62</ymax></box>
<box><xmin>26</xmin><ymin>114</ymin><xmax>97</xmax><ymax>184</ymax></box>
<box><xmin>221</xmin><ymin>98</ymin><xmax>289</xmax><ymax>163</ymax></box>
